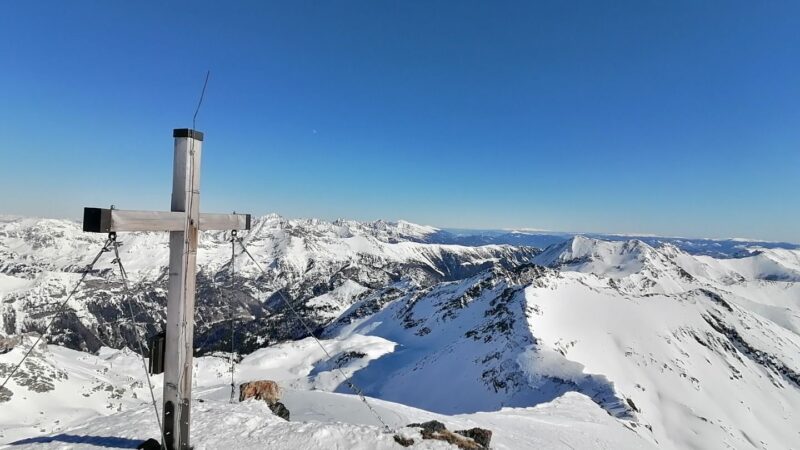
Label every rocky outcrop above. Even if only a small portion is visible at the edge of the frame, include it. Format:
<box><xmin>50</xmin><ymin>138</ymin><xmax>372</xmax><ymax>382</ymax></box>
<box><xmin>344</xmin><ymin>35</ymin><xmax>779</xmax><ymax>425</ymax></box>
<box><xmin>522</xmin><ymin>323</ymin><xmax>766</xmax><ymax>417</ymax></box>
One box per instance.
<box><xmin>406</xmin><ymin>420</ymin><xmax>492</xmax><ymax>450</ymax></box>
<box><xmin>268</xmin><ymin>401</ymin><xmax>290</xmax><ymax>421</ymax></box>
<box><xmin>0</xmin><ymin>335</ymin><xmax>19</xmax><ymax>354</ymax></box>
<box><xmin>239</xmin><ymin>380</ymin><xmax>290</xmax><ymax>420</ymax></box>
<box><xmin>0</xmin><ymin>386</ymin><xmax>12</xmax><ymax>402</ymax></box>
<box><xmin>454</xmin><ymin>428</ymin><xmax>493</xmax><ymax>448</ymax></box>
<box><xmin>0</xmin><ymin>338</ymin><xmax>67</xmax><ymax>397</ymax></box>
<box><xmin>393</xmin><ymin>435</ymin><xmax>414</xmax><ymax>447</ymax></box>
<box><xmin>239</xmin><ymin>380</ymin><xmax>281</xmax><ymax>404</ymax></box>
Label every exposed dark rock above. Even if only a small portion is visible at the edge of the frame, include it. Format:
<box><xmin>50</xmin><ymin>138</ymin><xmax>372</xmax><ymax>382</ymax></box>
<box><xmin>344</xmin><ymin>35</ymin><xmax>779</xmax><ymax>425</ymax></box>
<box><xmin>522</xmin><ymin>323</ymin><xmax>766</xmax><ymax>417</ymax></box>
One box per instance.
<box><xmin>699</xmin><ymin>289</ymin><xmax>733</xmax><ymax>312</ymax></box>
<box><xmin>626</xmin><ymin>398</ymin><xmax>640</xmax><ymax>413</ymax></box>
<box><xmin>268</xmin><ymin>401</ymin><xmax>290</xmax><ymax>421</ymax></box>
<box><xmin>407</xmin><ymin>421</ymin><xmax>492</xmax><ymax>449</ymax></box>
<box><xmin>239</xmin><ymin>380</ymin><xmax>290</xmax><ymax>420</ymax></box>
<box><xmin>334</xmin><ymin>351</ymin><xmax>366</xmax><ymax>368</ymax></box>
<box><xmin>0</xmin><ymin>335</ymin><xmax>18</xmax><ymax>354</ymax></box>
<box><xmin>703</xmin><ymin>313</ymin><xmax>800</xmax><ymax>388</ymax></box>
<box><xmin>415</xmin><ymin>326</ymin><xmax>431</xmax><ymax>336</ymax></box>
<box><xmin>136</xmin><ymin>438</ymin><xmax>161</xmax><ymax>450</ymax></box>
<box><xmin>407</xmin><ymin>420</ymin><xmax>446</xmax><ymax>433</ymax></box>
<box><xmin>455</xmin><ymin>428</ymin><xmax>493</xmax><ymax>448</ymax></box>
<box><xmin>0</xmin><ymin>356</ymin><xmax>67</xmax><ymax>394</ymax></box>
<box><xmin>0</xmin><ymin>386</ymin><xmax>12</xmax><ymax>402</ymax></box>
<box><xmin>393</xmin><ymin>435</ymin><xmax>415</xmax><ymax>447</ymax></box>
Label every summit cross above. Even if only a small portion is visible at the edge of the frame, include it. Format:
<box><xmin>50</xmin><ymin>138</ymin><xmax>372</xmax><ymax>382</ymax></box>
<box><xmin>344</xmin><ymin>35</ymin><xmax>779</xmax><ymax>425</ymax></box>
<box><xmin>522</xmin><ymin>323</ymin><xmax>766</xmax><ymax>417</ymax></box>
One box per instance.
<box><xmin>82</xmin><ymin>128</ymin><xmax>251</xmax><ymax>450</ymax></box>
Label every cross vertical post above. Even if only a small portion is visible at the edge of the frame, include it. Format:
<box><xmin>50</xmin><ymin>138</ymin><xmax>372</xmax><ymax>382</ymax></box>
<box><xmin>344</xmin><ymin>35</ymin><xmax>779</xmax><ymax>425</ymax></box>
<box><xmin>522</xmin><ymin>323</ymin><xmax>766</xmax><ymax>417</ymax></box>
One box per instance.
<box><xmin>163</xmin><ymin>128</ymin><xmax>202</xmax><ymax>450</ymax></box>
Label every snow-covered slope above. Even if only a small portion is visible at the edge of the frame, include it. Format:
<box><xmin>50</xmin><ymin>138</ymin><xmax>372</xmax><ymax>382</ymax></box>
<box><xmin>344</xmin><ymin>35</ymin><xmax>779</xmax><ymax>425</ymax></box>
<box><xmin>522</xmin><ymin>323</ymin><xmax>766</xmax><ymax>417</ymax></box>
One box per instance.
<box><xmin>322</xmin><ymin>238</ymin><xmax>800</xmax><ymax>448</ymax></box>
<box><xmin>0</xmin><ymin>338</ymin><xmax>652</xmax><ymax>449</ymax></box>
<box><xmin>326</xmin><ymin>265</ymin><xmax>635</xmax><ymax>419</ymax></box>
<box><xmin>3</xmin><ymin>393</ymin><xmax>653</xmax><ymax>450</ymax></box>
<box><xmin>524</xmin><ymin>274</ymin><xmax>800</xmax><ymax>449</ymax></box>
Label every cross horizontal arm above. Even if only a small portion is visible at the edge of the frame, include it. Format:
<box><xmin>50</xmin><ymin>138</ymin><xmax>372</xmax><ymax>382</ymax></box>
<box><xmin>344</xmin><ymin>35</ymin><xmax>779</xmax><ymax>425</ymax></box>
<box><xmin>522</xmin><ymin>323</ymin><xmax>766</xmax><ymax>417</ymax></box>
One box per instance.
<box><xmin>198</xmin><ymin>213</ymin><xmax>251</xmax><ymax>232</ymax></box>
<box><xmin>82</xmin><ymin>208</ymin><xmax>251</xmax><ymax>233</ymax></box>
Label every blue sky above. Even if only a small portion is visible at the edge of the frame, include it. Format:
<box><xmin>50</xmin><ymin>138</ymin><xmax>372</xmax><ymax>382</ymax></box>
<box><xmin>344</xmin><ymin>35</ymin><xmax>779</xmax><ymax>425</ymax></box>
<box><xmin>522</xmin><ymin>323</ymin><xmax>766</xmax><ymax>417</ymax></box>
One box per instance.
<box><xmin>1</xmin><ymin>1</ymin><xmax>798</xmax><ymax>242</ymax></box>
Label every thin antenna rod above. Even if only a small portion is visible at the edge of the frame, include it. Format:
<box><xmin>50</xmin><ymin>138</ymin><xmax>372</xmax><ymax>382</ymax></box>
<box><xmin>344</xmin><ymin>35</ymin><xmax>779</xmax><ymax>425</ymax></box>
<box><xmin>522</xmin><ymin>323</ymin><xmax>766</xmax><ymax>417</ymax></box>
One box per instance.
<box><xmin>193</xmin><ymin>70</ymin><xmax>211</xmax><ymax>129</ymax></box>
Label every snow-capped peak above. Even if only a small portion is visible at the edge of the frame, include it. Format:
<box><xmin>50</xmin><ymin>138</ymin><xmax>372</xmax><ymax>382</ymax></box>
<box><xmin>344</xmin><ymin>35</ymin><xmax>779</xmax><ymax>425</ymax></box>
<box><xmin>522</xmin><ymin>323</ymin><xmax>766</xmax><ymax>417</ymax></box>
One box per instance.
<box><xmin>533</xmin><ymin>235</ymin><xmax>657</xmax><ymax>277</ymax></box>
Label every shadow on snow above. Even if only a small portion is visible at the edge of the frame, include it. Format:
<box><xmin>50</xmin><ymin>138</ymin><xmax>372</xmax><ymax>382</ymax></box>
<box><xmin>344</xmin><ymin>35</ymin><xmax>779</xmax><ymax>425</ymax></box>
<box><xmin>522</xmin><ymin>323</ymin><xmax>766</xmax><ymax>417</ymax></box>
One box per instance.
<box><xmin>10</xmin><ymin>434</ymin><xmax>142</xmax><ymax>448</ymax></box>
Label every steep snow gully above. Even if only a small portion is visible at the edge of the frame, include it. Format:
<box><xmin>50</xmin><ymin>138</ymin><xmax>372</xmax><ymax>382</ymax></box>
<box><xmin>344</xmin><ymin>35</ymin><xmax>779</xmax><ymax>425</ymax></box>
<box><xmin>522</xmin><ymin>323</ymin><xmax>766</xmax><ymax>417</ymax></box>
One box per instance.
<box><xmin>1</xmin><ymin>216</ymin><xmax>799</xmax><ymax>449</ymax></box>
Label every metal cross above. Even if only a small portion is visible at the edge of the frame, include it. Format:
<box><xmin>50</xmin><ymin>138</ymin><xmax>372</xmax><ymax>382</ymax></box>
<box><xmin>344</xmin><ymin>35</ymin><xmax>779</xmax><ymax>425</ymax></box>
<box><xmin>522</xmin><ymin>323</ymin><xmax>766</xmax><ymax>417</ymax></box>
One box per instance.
<box><xmin>83</xmin><ymin>129</ymin><xmax>250</xmax><ymax>450</ymax></box>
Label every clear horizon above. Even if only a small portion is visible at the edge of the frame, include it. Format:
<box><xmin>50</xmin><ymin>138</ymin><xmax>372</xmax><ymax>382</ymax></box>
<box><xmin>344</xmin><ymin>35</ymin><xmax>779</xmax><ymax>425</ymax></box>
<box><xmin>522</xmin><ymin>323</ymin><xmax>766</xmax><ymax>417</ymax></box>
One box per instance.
<box><xmin>1</xmin><ymin>2</ymin><xmax>799</xmax><ymax>242</ymax></box>
<box><xmin>3</xmin><ymin>211</ymin><xmax>796</xmax><ymax>245</ymax></box>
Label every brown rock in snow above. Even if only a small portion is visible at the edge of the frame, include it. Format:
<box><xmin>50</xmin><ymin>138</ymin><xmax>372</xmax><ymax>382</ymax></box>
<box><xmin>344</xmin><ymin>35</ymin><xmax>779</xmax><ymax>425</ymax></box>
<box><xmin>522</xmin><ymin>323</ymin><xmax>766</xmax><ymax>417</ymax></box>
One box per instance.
<box><xmin>239</xmin><ymin>380</ymin><xmax>282</xmax><ymax>405</ymax></box>
<box><xmin>407</xmin><ymin>421</ymin><xmax>493</xmax><ymax>449</ymax></box>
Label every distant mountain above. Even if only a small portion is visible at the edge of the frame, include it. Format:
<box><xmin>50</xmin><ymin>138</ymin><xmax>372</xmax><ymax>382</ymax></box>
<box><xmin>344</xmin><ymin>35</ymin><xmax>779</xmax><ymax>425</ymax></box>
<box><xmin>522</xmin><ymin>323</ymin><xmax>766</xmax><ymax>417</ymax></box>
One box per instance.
<box><xmin>430</xmin><ymin>227</ymin><xmax>800</xmax><ymax>258</ymax></box>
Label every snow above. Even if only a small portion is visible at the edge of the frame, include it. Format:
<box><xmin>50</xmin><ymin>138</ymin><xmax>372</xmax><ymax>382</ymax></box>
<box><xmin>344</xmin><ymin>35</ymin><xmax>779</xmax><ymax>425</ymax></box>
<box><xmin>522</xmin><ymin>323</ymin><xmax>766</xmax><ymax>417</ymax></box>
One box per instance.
<box><xmin>2</xmin><ymin>216</ymin><xmax>800</xmax><ymax>449</ymax></box>
<box><xmin>394</xmin><ymin>220</ymin><xmax>440</xmax><ymax>239</ymax></box>
<box><xmin>534</xmin><ymin>236</ymin><xmax>654</xmax><ymax>277</ymax></box>
<box><xmin>524</xmin><ymin>238</ymin><xmax>800</xmax><ymax>449</ymax></box>
<box><xmin>524</xmin><ymin>275</ymin><xmax>800</xmax><ymax>449</ymax></box>
<box><xmin>0</xmin><ymin>274</ymin><xmax>34</xmax><ymax>295</ymax></box>
<box><xmin>1</xmin><ymin>340</ymin><xmax>651</xmax><ymax>450</ymax></box>
<box><xmin>0</xmin><ymin>215</ymin><xmax>504</xmax><ymax>283</ymax></box>
<box><xmin>2</xmin><ymin>391</ymin><xmax>652</xmax><ymax>450</ymax></box>
<box><xmin>306</xmin><ymin>280</ymin><xmax>370</xmax><ymax>319</ymax></box>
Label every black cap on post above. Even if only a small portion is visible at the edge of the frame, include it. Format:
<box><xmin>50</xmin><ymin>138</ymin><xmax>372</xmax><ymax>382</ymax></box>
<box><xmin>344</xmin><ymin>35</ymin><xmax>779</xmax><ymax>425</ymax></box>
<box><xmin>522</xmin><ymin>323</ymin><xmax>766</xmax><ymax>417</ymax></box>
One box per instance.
<box><xmin>173</xmin><ymin>128</ymin><xmax>204</xmax><ymax>141</ymax></box>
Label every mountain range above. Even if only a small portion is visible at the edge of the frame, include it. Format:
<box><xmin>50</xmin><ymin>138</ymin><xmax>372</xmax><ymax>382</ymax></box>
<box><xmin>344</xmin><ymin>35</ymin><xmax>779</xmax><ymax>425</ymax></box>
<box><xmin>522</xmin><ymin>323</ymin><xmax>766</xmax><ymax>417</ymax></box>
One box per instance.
<box><xmin>1</xmin><ymin>215</ymin><xmax>799</xmax><ymax>449</ymax></box>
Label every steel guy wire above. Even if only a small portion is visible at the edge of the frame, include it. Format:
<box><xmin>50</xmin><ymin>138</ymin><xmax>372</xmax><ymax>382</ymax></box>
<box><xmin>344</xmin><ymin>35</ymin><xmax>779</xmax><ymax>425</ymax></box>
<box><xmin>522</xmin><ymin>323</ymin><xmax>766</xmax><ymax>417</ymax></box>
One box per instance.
<box><xmin>110</xmin><ymin>234</ymin><xmax>165</xmax><ymax>441</ymax></box>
